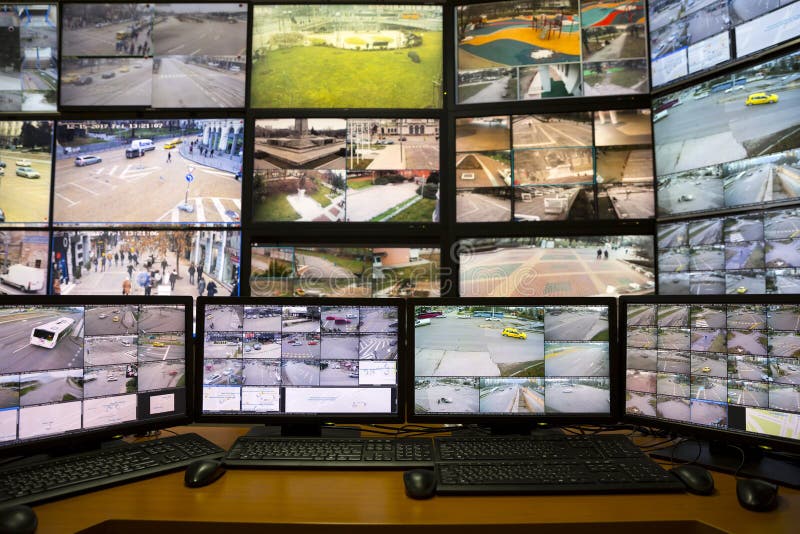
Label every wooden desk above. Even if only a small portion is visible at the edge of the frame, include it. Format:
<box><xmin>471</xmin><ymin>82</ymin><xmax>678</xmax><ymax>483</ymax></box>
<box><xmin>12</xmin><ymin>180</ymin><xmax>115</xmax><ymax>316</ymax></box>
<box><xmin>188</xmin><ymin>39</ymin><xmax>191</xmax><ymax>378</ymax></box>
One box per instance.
<box><xmin>29</xmin><ymin>425</ymin><xmax>799</xmax><ymax>534</ymax></box>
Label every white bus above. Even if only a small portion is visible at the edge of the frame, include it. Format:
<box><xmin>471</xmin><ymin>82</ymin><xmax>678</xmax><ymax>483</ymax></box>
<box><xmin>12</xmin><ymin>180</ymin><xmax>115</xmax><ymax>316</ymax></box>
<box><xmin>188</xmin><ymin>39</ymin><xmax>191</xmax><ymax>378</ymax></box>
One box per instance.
<box><xmin>30</xmin><ymin>317</ymin><xmax>76</xmax><ymax>349</ymax></box>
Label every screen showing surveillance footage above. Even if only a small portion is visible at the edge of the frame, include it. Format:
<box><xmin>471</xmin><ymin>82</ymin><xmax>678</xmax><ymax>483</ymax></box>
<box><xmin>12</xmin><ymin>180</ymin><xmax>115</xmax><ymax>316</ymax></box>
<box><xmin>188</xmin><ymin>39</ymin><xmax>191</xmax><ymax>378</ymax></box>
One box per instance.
<box><xmin>624</xmin><ymin>299</ymin><xmax>800</xmax><ymax>443</ymax></box>
<box><xmin>455</xmin><ymin>1</ymin><xmax>648</xmax><ymax>104</ymax></box>
<box><xmin>200</xmin><ymin>303</ymin><xmax>401</xmax><ymax>415</ymax></box>
<box><xmin>0</xmin><ymin>231</ymin><xmax>49</xmax><ymax>295</ymax></box>
<box><xmin>0</xmin><ymin>4</ymin><xmax>58</xmax><ymax>112</ymax></box>
<box><xmin>60</xmin><ymin>3</ymin><xmax>247</xmax><ymax>108</ymax></box>
<box><xmin>54</xmin><ymin>119</ymin><xmax>243</xmax><ymax>226</ymax></box>
<box><xmin>0</xmin><ymin>120</ymin><xmax>53</xmax><ymax>226</ymax></box>
<box><xmin>412</xmin><ymin>302</ymin><xmax>612</xmax><ymax>415</ymax></box>
<box><xmin>250</xmin><ymin>4</ymin><xmax>443</xmax><ymax>109</ymax></box>
<box><xmin>0</xmin><ymin>303</ymin><xmax>188</xmax><ymax>448</ymax></box>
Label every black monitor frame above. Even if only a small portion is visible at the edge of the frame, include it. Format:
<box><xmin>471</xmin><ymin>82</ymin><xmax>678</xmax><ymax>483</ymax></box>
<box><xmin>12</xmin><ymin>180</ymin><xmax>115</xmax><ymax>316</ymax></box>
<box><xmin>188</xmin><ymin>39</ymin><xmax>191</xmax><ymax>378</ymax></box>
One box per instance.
<box><xmin>405</xmin><ymin>296</ymin><xmax>619</xmax><ymax>431</ymax></box>
<box><xmin>0</xmin><ymin>295</ymin><xmax>194</xmax><ymax>458</ymax></box>
<box><xmin>193</xmin><ymin>296</ymin><xmax>407</xmax><ymax>431</ymax></box>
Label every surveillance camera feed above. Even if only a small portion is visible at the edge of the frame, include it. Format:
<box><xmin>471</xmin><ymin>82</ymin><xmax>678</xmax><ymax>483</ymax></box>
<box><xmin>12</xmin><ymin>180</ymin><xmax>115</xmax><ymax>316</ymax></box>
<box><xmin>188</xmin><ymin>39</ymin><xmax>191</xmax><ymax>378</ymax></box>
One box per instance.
<box><xmin>252</xmin><ymin>118</ymin><xmax>439</xmax><ymax>223</ymax></box>
<box><xmin>250</xmin><ymin>4</ymin><xmax>443</xmax><ymax>109</ymax></box>
<box><xmin>455</xmin><ymin>0</ymin><xmax>648</xmax><ymax>104</ymax></box>
<box><xmin>53</xmin><ymin>119</ymin><xmax>243</xmax><ymax>226</ymax></box>
<box><xmin>0</xmin><ymin>303</ymin><xmax>187</xmax><ymax>447</ymax></box>
<box><xmin>0</xmin><ymin>231</ymin><xmax>50</xmax><ymax>295</ymax></box>
<box><xmin>50</xmin><ymin>230</ymin><xmax>241</xmax><ymax>298</ymax></box>
<box><xmin>657</xmin><ymin>206</ymin><xmax>800</xmax><ymax>295</ymax></box>
<box><xmin>200</xmin><ymin>303</ymin><xmax>400</xmax><ymax>415</ymax></box>
<box><xmin>624</xmin><ymin>300</ymin><xmax>800</xmax><ymax>443</ymax></box>
<box><xmin>60</xmin><ymin>3</ymin><xmax>247</xmax><ymax>108</ymax></box>
<box><xmin>412</xmin><ymin>302</ymin><xmax>611</xmax><ymax>415</ymax></box>
<box><xmin>250</xmin><ymin>245</ymin><xmax>440</xmax><ymax>298</ymax></box>
<box><xmin>0</xmin><ymin>4</ymin><xmax>58</xmax><ymax>112</ymax></box>
<box><xmin>649</xmin><ymin>0</ymin><xmax>799</xmax><ymax>88</ymax></box>
<box><xmin>458</xmin><ymin>236</ymin><xmax>655</xmax><ymax>297</ymax></box>
<box><xmin>655</xmin><ymin>50</ymin><xmax>800</xmax><ymax>219</ymax></box>
<box><xmin>0</xmin><ymin>121</ymin><xmax>53</xmax><ymax>226</ymax></box>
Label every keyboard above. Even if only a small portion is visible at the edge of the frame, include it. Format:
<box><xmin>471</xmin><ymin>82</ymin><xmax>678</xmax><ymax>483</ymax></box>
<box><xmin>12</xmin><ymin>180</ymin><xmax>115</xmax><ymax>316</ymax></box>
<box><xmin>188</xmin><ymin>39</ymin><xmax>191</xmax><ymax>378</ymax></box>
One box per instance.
<box><xmin>224</xmin><ymin>436</ymin><xmax>435</xmax><ymax>469</ymax></box>
<box><xmin>0</xmin><ymin>433</ymin><xmax>224</xmax><ymax>507</ymax></box>
<box><xmin>432</xmin><ymin>435</ymin><xmax>685</xmax><ymax>495</ymax></box>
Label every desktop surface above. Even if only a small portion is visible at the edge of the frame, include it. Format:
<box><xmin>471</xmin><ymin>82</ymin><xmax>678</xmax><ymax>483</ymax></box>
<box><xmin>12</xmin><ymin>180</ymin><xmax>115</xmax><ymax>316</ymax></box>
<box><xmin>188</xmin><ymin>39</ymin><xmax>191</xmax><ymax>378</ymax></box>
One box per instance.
<box><xmin>24</xmin><ymin>425</ymin><xmax>800</xmax><ymax>534</ymax></box>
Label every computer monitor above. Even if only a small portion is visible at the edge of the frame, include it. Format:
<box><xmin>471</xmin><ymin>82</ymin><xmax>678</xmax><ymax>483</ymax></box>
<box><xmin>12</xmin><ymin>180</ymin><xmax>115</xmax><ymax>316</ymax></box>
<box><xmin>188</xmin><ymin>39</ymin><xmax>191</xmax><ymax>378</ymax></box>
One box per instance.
<box><xmin>620</xmin><ymin>295</ymin><xmax>800</xmax><ymax>486</ymax></box>
<box><xmin>407</xmin><ymin>297</ymin><xmax>617</xmax><ymax>432</ymax></box>
<box><xmin>0</xmin><ymin>296</ymin><xmax>192</xmax><ymax>456</ymax></box>
<box><xmin>195</xmin><ymin>297</ymin><xmax>405</xmax><ymax>435</ymax></box>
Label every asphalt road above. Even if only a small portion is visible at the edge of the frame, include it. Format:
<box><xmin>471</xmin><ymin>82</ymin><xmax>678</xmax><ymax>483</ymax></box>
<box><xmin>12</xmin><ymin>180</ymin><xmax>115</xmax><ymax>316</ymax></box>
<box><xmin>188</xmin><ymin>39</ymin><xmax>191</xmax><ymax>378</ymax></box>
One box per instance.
<box><xmin>731</xmin><ymin>357</ymin><xmax>768</xmax><ymax>381</ymax></box>
<box><xmin>690</xmin><ymin>247</ymin><xmax>724</xmax><ymax>271</ymax></box>
<box><xmin>724</xmin><ymin>165</ymin><xmax>773</xmax><ymax>207</ymax></box>
<box><xmin>766</xmin><ymin>238</ymin><xmax>800</xmax><ymax>268</ymax></box>
<box><xmin>154</xmin><ymin>17</ymin><xmax>247</xmax><ymax>56</ymax></box>
<box><xmin>281</xmin><ymin>334</ymin><xmax>321</xmax><ymax>359</ymax></box>
<box><xmin>543</xmin><ymin>383</ymin><xmax>609</xmax><ymax>413</ymax></box>
<box><xmin>771</xmin><ymin>359</ymin><xmax>800</xmax><ymax>385</ymax></box>
<box><xmin>686</xmin><ymin>4</ymin><xmax>729</xmax><ymax>46</ymax></box>
<box><xmin>243</xmin><ymin>360</ymin><xmax>281</xmax><ymax>386</ymax></box>
<box><xmin>628</xmin><ymin>305</ymin><xmax>655</xmax><ymax>326</ymax></box>
<box><xmin>658</xmin><ymin>305</ymin><xmax>688</xmax><ymax>327</ymax></box>
<box><xmin>690</xmin><ymin>353</ymin><xmax>727</xmax><ymax>377</ymax></box>
<box><xmin>626</xmin><ymin>370</ymin><xmax>656</xmax><ymax>393</ymax></box>
<box><xmin>770</xmin><ymin>333</ymin><xmax>800</xmax><ymax>357</ymax></box>
<box><xmin>689</xmin><ymin>398</ymin><xmax>727</xmax><ymax>426</ymax></box>
<box><xmin>767</xmin><ymin>308</ymin><xmax>800</xmax><ymax>330</ymax></box>
<box><xmin>205</xmin><ymin>305</ymin><xmax>242</xmax><ymax>332</ymax></box>
<box><xmin>456</xmin><ymin>190</ymin><xmax>512</xmax><ymax>222</ymax></box>
<box><xmin>511</xmin><ymin>116</ymin><xmax>592</xmax><ymax>148</ymax></box>
<box><xmin>139</xmin><ymin>306</ymin><xmax>185</xmax><ymax>333</ymax></box>
<box><xmin>727</xmin><ymin>330</ymin><xmax>768</xmax><ymax>355</ymax></box>
<box><xmin>281</xmin><ymin>360</ymin><xmax>320</xmax><ymax>386</ymax></box>
<box><xmin>243</xmin><ymin>308</ymin><xmax>282</xmax><ymax>331</ymax></box>
<box><xmin>658</xmin><ymin>330</ymin><xmax>691</xmax><ymax>351</ymax></box>
<box><xmin>657</xmin><ymin>352</ymin><xmax>690</xmax><ymax>374</ymax></box>
<box><xmin>770</xmin><ymin>386</ymin><xmax>800</xmax><ymax>412</ymax></box>
<box><xmin>725</xmin><ymin>242</ymin><xmax>763</xmax><ymax>270</ymax></box>
<box><xmin>690</xmin><ymin>329</ymin><xmax>726</xmax><ymax>352</ymax></box>
<box><xmin>689</xmin><ymin>219</ymin><xmax>723</xmax><ymax>246</ymax></box>
<box><xmin>62</xmin><ymin>18</ymin><xmax>152</xmax><ymax>56</ymax></box>
<box><xmin>321</xmin><ymin>307</ymin><xmax>359</xmax><ymax>333</ymax></box>
<box><xmin>544</xmin><ymin>309</ymin><xmax>607</xmax><ymax>341</ymax></box>
<box><xmin>545</xmin><ymin>343</ymin><xmax>608</xmax><ymax>377</ymax></box>
<box><xmin>152</xmin><ymin>58</ymin><xmax>245</xmax><ymax>108</ymax></box>
<box><xmin>626</xmin><ymin>391</ymin><xmax>657</xmax><ymax>416</ymax></box>
<box><xmin>20</xmin><ymin>370</ymin><xmax>83</xmax><ymax>406</ymax></box>
<box><xmin>693</xmin><ymin>307</ymin><xmax>728</xmax><ymax>328</ymax></box>
<box><xmin>659</xmin><ymin>222</ymin><xmax>687</xmax><ymax>248</ymax></box>
<box><xmin>359</xmin><ymin>334</ymin><xmax>397</xmax><ymax>360</ymax></box>
<box><xmin>691</xmin><ymin>377</ymin><xmax>726</xmax><ymax>402</ymax></box>
<box><xmin>138</xmin><ymin>360</ymin><xmax>184</xmax><ymax>391</ymax></box>
<box><xmin>319</xmin><ymin>335</ymin><xmax>360</xmax><ymax>359</ymax></box>
<box><xmin>726</xmin><ymin>217</ymin><xmax>764</xmax><ymax>242</ymax></box>
<box><xmin>203</xmin><ymin>341</ymin><xmax>241</xmax><ymax>359</ymax></box>
<box><xmin>657</xmin><ymin>374</ymin><xmax>690</xmax><ymax>397</ymax></box>
<box><xmin>765</xmin><ymin>211</ymin><xmax>800</xmax><ymax>240</ymax></box>
<box><xmin>0</xmin><ymin>310</ymin><xmax>84</xmax><ymax>373</ymax></box>
<box><xmin>60</xmin><ymin>60</ymin><xmax>152</xmax><ymax>106</ymax></box>
<box><xmin>658</xmin><ymin>174</ymin><xmax>724</xmax><ymax>216</ymax></box>
<box><xmin>415</xmin><ymin>381</ymin><xmax>479</xmax><ymax>413</ymax></box>
<box><xmin>657</xmin><ymin>398</ymin><xmax>690</xmax><ymax>421</ymax></box>
<box><xmin>729</xmin><ymin>0</ymin><xmax>781</xmax><ymax>25</ymax></box>
<box><xmin>455</xmin><ymin>120</ymin><xmax>510</xmax><ymax>153</ymax></box>
<box><xmin>83</xmin><ymin>365</ymin><xmax>130</xmax><ymax>398</ymax></box>
<box><xmin>628</xmin><ymin>327</ymin><xmax>657</xmax><ymax>349</ymax></box>
<box><xmin>320</xmin><ymin>364</ymin><xmax>359</xmax><ymax>386</ymax></box>
<box><xmin>84</xmin><ymin>336</ymin><xmax>137</xmax><ymax>366</ymax></box>
<box><xmin>627</xmin><ymin>348</ymin><xmax>657</xmax><ymax>371</ymax></box>
<box><xmin>728</xmin><ymin>381</ymin><xmax>768</xmax><ymax>408</ymax></box>
<box><xmin>85</xmin><ymin>305</ymin><xmax>137</xmax><ymax>336</ymax></box>
<box><xmin>0</xmin><ymin>151</ymin><xmax>51</xmax><ymax>223</ymax></box>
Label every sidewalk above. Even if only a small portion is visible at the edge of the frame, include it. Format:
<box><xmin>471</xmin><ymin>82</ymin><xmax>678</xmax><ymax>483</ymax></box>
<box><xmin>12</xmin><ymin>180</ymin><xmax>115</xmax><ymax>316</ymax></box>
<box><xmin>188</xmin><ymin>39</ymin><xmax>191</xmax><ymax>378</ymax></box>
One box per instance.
<box><xmin>179</xmin><ymin>144</ymin><xmax>241</xmax><ymax>174</ymax></box>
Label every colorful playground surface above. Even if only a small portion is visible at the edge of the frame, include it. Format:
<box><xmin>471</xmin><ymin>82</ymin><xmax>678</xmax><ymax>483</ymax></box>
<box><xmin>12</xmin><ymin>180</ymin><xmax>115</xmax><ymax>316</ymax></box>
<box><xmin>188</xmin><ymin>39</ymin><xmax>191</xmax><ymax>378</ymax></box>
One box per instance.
<box><xmin>459</xmin><ymin>15</ymin><xmax>580</xmax><ymax>68</ymax></box>
<box><xmin>581</xmin><ymin>1</ymin><xmax>646</xmax><ymax>28</ymax></box>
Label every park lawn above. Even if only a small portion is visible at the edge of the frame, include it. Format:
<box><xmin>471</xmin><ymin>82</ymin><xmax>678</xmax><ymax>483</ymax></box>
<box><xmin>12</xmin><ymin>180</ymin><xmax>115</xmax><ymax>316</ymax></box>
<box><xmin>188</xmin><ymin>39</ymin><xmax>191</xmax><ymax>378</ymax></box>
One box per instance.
<box><xmin>251</xmin><ymin>32</ymin><xmax>443</xmax><ymax>108</ymax></box>
<box><xmin>610</xmin><ymin>68</ymin><xmax>644</xmax><ymax>88</ymax></box>
<box><xmin>347</xmin><ymin>179</ymin><xmax>373</xmax><ymax>190</ymax></box>
<box><xmin>253</xmin><ymin>194</ymin><xmax>301</xmax><ymax>221</ymax></box>
<box><xmin>457</xmin><ymin>82</ymin><xmax>492</xmax><ymax>102</ymax></box>
<box><xmin>591</xmin><ymin>329</ymin><xmax>610</xmax><ymax>342</ymax></box>
<box><xmin>299</xmin><ymin>250</ymin><xmax>370</xmax><ymax>276</ymax></box>
<box><xmin>65</xmin><ymin>136</ymin><xmax>108</xmax><ymax>147</ymax></box>
<box><xmin>385</xmin><ymin>198</ymin><xmax>437</xmax><ymax>222</ymax></box>
<box><xmin>347</xmin><ymin>157</ymin><xmax>374</xmax><ymax>170</ymax></box>
<box><xmin>307</xmin><ymin>183</ymin><xmax>332</xmax><ymax>208</ymax></box>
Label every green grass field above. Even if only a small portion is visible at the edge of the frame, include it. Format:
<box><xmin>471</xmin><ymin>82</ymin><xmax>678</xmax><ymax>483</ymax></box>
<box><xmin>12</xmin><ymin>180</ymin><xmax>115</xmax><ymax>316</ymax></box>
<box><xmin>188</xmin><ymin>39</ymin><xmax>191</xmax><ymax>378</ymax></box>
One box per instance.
<box><xmin>251</xmin><ymin>32</ymin><xmax>443</xmax><ymax>108</ymax></box>
<box><xmin>346</xmin><ymin>179</ymin><xmax>373</xmax><ymax>190</ymax></box>
<box><xmin>384</xmin><ymin>198</ymin><xmax>436</xmax><ymax>222</ymax></box>
<box><xmin>253</xmin><ymin>194</ymin><xmax>301</xmax><ymax>221</ymax></box>
<box><xmin>299</xmin><ymin>250</ymin><xmax>369</xmax><ymax>276</ymax></box>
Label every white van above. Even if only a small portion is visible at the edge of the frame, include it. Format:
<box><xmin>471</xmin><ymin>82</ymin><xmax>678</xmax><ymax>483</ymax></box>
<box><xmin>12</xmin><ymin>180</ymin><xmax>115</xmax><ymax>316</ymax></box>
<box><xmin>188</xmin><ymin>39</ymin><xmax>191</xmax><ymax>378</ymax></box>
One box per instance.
<box><xmin>131</xmin><ymin>139</ymin><xmax>154</xmax><ymax>152</ymax></box>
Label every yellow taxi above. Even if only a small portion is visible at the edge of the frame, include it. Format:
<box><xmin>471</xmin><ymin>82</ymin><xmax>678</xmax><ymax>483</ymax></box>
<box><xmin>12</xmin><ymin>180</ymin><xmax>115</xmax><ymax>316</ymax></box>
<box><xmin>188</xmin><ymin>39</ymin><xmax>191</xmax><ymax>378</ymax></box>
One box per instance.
<box><xmin>702</xmin><ymin>366</ymin><xmax>711</xmax><ymax>373</ymax></box>
<box><xmin>745</xmin><ymin>92</ymin><xmax>778</xmax><ymax>105</ymax></box>
<box><xmin>153</xmin><ymin>342</ymin><xmax>166</xmax><ymax>347</ymax></box>
<box><xmin>163</xmin><ymin>139</ymin><xmax>183</xmax><ymax>149</ymax></box>
<box><xmin>501</xmin><ymin>327</ymin><xmax>527</xmax><ymax>340</ymax></box>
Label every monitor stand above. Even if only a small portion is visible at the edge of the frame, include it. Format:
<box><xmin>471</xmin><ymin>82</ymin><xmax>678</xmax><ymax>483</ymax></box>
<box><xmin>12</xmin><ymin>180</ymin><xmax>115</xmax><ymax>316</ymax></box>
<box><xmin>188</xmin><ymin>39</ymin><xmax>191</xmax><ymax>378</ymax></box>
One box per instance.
<box><xmin>649</xmin><ymin>440</ymin><xmax>800</xmax><ymax>489</ymax></box>
<box><xmin>245</xmin><ymin>423</ymin><xmax>361</xmax><ymax>438</ymax></box>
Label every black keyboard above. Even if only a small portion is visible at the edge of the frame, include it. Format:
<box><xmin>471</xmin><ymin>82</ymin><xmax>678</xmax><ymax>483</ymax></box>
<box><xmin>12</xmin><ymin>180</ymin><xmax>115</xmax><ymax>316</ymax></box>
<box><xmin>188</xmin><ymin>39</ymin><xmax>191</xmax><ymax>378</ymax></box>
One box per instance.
<box><xmin>224</xmin><ymin>436</ymin><xmax>434</xmax><ymax>469</ymax></box>
<box><xmin>0</xmin><ymin>433</ymin><xmax>224</xmax><ymax>507</ymax></box>
<box><xmin>433</xmin><ymin>435</ymin><xmax>685</xmax><ymax>495</ymax></box>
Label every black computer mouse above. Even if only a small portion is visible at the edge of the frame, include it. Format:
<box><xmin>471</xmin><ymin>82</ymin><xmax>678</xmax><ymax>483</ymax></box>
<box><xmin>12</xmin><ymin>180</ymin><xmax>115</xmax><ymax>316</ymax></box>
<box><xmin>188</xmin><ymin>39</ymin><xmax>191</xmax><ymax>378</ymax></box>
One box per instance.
<box><xmin>184</xmin><ymin>459</ymin><xmax>226</xmax><ymax>488</ymax></box>
<box><xmin>669</xmin><ymin>464</ymin><xmax>715</xmax><ymax>495</ymax></box>
<box><xmin>736</xmin><ymin>478</ymin><xmax>779</xmax><ymax>512</ymax></box>
<box><xmin>403</xmin><ymin>469</ymin><xmax>437</xmax><ymax>500</ymax></box>
<box><xmin>0</xmin><ymin>504</ymin><xmax>38</xmax><ymax>534</ymax></box>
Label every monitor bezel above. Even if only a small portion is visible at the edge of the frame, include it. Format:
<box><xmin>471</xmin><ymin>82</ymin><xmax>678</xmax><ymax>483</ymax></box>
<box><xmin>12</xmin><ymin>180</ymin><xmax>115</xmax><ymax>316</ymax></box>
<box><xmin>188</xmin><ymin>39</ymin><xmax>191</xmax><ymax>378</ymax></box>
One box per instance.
<box><xmin>405</xmin><ymin>296</ymin><xmax>619</xmax><ymax>425</ymax></box>
<box><xmin>0</xmin><ymin>295</ymin><xmax>194</xmax><ymax>457</ymax></box>
<box><xmin>194</xmin><ymin>296</ymin><xmax>407</xmax><ymax>425</ymax></box>
<box><xmin>619</xmin><ymin>294</ymin><xmax>800</xmax><ymax>455</ymax></box>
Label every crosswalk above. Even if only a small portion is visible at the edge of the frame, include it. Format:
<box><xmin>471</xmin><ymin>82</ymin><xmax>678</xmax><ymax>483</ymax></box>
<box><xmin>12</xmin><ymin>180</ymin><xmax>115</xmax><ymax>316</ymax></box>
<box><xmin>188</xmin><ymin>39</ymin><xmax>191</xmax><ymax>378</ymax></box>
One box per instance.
<box><xmin>161</xmin><ymin>197</ymin><xmax>242</xmax><ymax>223</ymax></box>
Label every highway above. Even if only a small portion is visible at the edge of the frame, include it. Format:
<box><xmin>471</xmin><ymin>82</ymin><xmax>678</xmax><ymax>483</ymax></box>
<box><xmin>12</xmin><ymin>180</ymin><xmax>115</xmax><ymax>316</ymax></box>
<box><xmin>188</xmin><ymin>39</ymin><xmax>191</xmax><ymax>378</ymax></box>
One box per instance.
<box><xmin>0</xmin><ymin>309</ymin><xmax>84</xmax><ymax>374</ymax></box>
<box><xmin>60</xmin><ymin>60</ymin><xmax>152</xmax><ymax>106</ymax></box>
<box><xmin>20</xmin><ymin>369</ymin><xmax>84</xmax><ymax>406</ymax></box>
<box><xmin>544</xmin><ymin>308</ymin><xmax>607</xmax><ymax>340</ymax></box>
<box><xmin>152</xmin><ymin>58</ymin><xmax>245</xmax><ymax>108</ymax></box>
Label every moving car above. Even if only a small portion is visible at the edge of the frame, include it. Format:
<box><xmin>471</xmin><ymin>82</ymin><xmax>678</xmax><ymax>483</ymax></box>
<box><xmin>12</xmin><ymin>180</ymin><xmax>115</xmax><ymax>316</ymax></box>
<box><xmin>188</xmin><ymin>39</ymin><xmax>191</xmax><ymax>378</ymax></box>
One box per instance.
<box><xmin>75</xmin><ymin>155</ymin><xmax>102</xmax><ymax>166</ymax></box>
<box><xmin>745</xmin><ymin>92</ymin><xmax>778</xmax><ymax>105</ymax></box>
<box><xmin>15</xmin><ymin>167</ymin><xmax>40</xmax><ymax>179</ymax></box>
<box><xmin>101</xmin><ymin>71</ymin><xmax>115</xmax><ymax>79</ymax></box>
<box><xmin>152</xmin><ymin>341</ymin><xmax>166</xmax><ymax>347</ymax></box>
<box><xmin>15</xmin><ymin>159</ymin><xmax>31</xmax><ymax>166</ymax></box>
<box><xmin>501</xmin><ymin>327</ymin><xmax>527</xmax><ymax>340</ymax></box>
<box><xmin>701</xmin><ymin>366</ymin><xmax>711</xmax><ymax>373</ymax></box>
<box><xmin>74</xmin><ymin>75</ymin><xmax>93</xmax><ymax>86</ymax></box>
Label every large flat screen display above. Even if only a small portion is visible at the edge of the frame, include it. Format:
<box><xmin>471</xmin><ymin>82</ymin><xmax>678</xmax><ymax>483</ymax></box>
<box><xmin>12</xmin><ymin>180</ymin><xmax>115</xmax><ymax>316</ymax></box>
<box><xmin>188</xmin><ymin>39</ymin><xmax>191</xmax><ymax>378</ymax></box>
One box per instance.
<box><xmin>54</xmin><ymin>119</ymin><xmax>243</xmax><ymax>226</ymax></box>
<box><xmin>409</xmin><ymin>298</ymin><xmax>615</xmax><ymax>420</ymax></box>
<box><xmin>622</xmin><ymin>296</ymin><xmax>800</xmax><ymax>449</ymax></box>
<box><xmin>250</xmin><ymin>4</ymin><xmax>443</xmax><ymax>109</ymax></box>
<box><xmin>0</xmin><ymin>4</ymin><xmax>58</xmax><ymax>112</ymax></box>
<box><xmin>0</xmin><ymin>121</ymin><xmax>53</xmax><ymax>226</ymax></box>
<box><xmin>60</xmin><ymin>3</ymin><xmax>247</xmax><ymax>108</ymax></box>
<box><xmin>0</xmin><ymin>298</ymin><xmax>191</xmax><ymax>452</ymax></box>
<box><xmin>250</xmin><ymin>244</ymin><xmax>441</xmax><ymax>298</ymax></box>
<box><xmin>456</xmin><ymin>109</ymin><xmax>654</xmax><ymax>222</ymax></box>
<box><xmin>458</xmin><ymin>236</ymin><xmax>655</xmax><ymax>297</ymax></box>
<box><xmin>455</xmin><ymin>1</ymin><xmax>648</xmax><ymax>103</ymax></box>
<box><xmin>197</xmin><ymin>298</ymin><xmax>404</xmax><ymax>421</ymax></box>
<box><xmin>252</xmin><ymin>118</ymin><xmax>439</xmax><ymax>223</ymax></box>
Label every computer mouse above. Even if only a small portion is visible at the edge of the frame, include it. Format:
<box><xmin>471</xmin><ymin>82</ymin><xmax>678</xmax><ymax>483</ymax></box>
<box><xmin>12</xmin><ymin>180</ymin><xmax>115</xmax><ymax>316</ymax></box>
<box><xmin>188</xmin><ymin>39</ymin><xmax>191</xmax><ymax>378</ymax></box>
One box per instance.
<box><xmin>403</xmin><ymin>469</ymin><xmax>437</xmax><ymax>500</ymax></box>
<box><xmin>737</xmin><ymin>478</ymin><xmax>779</xmax><ymax>512</ymax></box>
<box><xmin>0</xmin><ymin>504</ymin><xmax>38</xmax><ymax>534</ymax></box>
<box><xmin>184</xmin><ymin>459</ymin><xmax>226</xmax><ymax>488</ymax></box>
<box><xmin>669</xmin><ymin>464</ymin><xmax>715</xmax><ymax>495</ymax></box>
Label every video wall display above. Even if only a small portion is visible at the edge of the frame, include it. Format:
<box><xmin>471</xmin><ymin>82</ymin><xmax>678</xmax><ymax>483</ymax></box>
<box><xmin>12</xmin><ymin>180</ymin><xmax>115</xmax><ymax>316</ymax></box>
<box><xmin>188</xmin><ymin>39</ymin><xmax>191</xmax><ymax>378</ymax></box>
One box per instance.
<box><xmin>0</xmin><ymin>121</ymin><xmax>53</xmax><ymax>226</ymax></box>
<box><xmin>200</xmin><ymin>303</ymin><xmax>400</xmax><ymax>415</ymax></box>
<box><xmin>654</xmin><ymin>49</ymin><xmax>800</xmax><ymax>219</ymax></box>
<box><xmin>458</xmin><ymin>235</ymin><xmax>655</xmax><ymax>297</ymax></box>
<box><xmin>250</xmin><ymin>245</ymin><xmax>440</xmax><ymax>298</ymax></box>
<box><xmin>54</xmin><ymin>119</ymin><xmax>243</xmax><ymax>226</ymax></box>
<box><xmin>455</xmin><ymin>110</ymin><xmax>654</xmax><ymax>222</ymax></box>
<box><xmin>0</xmin><ymin>303</ymin><xmax>187</xmax><ymax>447</ymax></box>
<box><xmin>649</xmin><ymin>0</ymin><xmax>800</xmax><ymax>88</ymax></box>
<box><xmin>624</xmin><ymin>301</ymin><xmax>800</xmax><ymax>441</ymax></box>
<box><xmin>252</xmin><ymin>118</ymin><xmax>439</xmax><ymax>223</ymax></box>
<box><xmin>455</xmin><ymin>1</ymin><xmax>648</xmax><ymax>104</ymax></box>
<box><xmin>0</xmin><ymin>4</ymin><xmax>58</xmax><ymax>112</ymax></box>
<box><xmin>0</xmin><ymin>230</ymin><xmax>50</xmax><ymax>295</ymax></box>
<box><xmin>50</xmin><ymin>230</ymin><xmax>241</xmax><ymax>298</ymax></box>
<box><xmin>250</xmin><ymin>4</ymin><xmax>443</xmax><ymax>109</ymax></box>
<box><xmin>60</xmin><ymin>3</ymin><xmax>247</xmax><ymax>108</ymax></box>
<box><xmin>412</xmin><ymin>303</ymin><xmax>612</xmax><ymax>415</ymax></box>
<box><xmin>657</xmin><ymin>206</ymin><xmax>800</xmax><ymax>295</ymax></box>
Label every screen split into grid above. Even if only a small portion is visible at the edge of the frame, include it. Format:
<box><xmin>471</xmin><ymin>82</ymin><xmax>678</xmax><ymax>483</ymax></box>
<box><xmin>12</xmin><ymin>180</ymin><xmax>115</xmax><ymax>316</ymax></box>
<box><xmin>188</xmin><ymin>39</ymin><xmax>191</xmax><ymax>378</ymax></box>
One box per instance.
<box><xmin>201</xmin><ymin>303</ymin><xmax>400</xmax><ymax>415</ymax></box>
